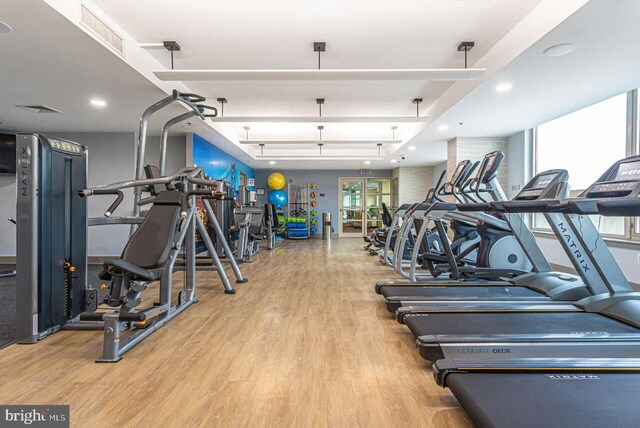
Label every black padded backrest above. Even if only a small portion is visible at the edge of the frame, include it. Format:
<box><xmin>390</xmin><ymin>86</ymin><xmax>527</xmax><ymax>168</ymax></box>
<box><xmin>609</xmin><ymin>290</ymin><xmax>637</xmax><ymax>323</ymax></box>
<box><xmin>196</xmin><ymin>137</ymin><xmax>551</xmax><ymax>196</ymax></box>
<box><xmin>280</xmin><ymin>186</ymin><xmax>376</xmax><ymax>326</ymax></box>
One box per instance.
<box><xmin>270</xmin><ymin>204</ymin><xmax>279</xmax><ymax>227</ymax></box>
<box><xmin>381</xmin><ymin>203</ymin><xmax>393</xmax><ymax>227</ymax></box>
<box><xmin>144</xmin><ymin>164</ymin><xmax>166</xmax><ymax>196</ymax></box>
<box><xmin>121</xmin><ymin>191</ymin><xmax>181</xmax><ymax>269</ymax></box>
<box><xmin>263</xmin><ymin>203</ymin><xmax>272</xmax><ymax>225</ymax></box>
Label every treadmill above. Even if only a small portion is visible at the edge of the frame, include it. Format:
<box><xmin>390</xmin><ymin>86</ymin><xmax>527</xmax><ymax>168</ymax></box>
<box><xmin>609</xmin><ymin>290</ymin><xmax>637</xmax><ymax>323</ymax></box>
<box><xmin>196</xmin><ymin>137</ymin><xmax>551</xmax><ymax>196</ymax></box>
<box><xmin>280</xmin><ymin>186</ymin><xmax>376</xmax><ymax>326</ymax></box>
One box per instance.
<box><xmin>431</xmin><ymin>192</ymin><xmax>640</xmax><ymax>427</ymax></box>
<box><xmin>399</xmin><ymin>156</ymin><xmax>640</xmax><ymax>361</ymax></box>
<box><xmin>379</xmin><ymin>164</ymin><xmax>589</xmax><ymax>312</ymax></box>
<box><xmin>433</xmin><ymin>358</ymin><xmax>640</xmax><ymax>428</ymax></box>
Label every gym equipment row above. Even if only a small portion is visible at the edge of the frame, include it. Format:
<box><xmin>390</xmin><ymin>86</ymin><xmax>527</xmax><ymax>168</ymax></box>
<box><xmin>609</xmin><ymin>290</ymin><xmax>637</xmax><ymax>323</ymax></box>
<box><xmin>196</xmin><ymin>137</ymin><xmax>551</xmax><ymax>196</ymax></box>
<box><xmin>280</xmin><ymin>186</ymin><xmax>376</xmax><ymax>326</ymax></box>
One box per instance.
<box><xmin>232</xmin><ymin>203</ymin><xmax>281</xmax><ymax>261</ymax></box>
<box><xmin>14</xmin><ymin>90</ymin><xmax>250</xmax><ymax>362</ymax></box>
<box><xmin>368</xmin><ymin>151</ymin><xmax>640</xmax><ymax>426</ymax></box>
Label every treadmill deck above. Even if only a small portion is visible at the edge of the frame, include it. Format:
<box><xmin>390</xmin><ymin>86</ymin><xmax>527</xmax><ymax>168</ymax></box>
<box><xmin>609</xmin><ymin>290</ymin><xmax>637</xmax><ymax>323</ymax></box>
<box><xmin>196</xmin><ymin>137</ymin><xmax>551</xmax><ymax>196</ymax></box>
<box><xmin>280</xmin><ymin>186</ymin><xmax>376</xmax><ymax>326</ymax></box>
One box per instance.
<box><xmin>446</xmin><ymin>372</ymin><xmax>640</xmax><ymax>428</ymax></box>
<box><xmin>381</xmin><ymin>285</ymin><xmax>545</xmax><ymax>312</ymax></box>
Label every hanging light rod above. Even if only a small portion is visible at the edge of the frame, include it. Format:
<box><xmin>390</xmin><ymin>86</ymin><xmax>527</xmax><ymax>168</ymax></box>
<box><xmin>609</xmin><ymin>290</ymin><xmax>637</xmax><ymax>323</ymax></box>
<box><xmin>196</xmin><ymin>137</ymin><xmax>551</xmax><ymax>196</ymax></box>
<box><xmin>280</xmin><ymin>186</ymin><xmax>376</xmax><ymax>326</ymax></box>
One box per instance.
<box><xmin>163</xmin><ymin>41</ymin><xmax>180</xmax><ymax>70</ymax></box>
<box><xmin>457</xmin><ymin>41</ymin><xmax>475</xmax><ymax>69</ymax></box>
<box><xmin>239</xmin><ymin>140</ymin><xmax>401</xmax><ymax>145</ymax></box>
<box><xmin>314</xmin><ymin>42</ymin><xmax>326</xmax><ymax>70</ymax></box>
<box><xmin>207</xmin><ymin>116</ymin><xmax>429</xmax><ymax>123</ymax></box>
<box><xmin>255</xmin><ymin>155</ymin><xmax>385</xmax><ymax>160</ymax></box>
<box><xmin>154</xmin><ymin>68</ymin><xmax>484</xmax><ymax>81</ymax></box>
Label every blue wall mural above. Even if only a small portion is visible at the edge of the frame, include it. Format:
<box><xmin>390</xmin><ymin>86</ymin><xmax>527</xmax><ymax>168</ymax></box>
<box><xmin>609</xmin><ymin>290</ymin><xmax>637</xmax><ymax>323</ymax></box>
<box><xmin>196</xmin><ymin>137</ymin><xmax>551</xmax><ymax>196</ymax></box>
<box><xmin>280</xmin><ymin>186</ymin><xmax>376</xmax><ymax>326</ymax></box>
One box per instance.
<box><xmin>192</xmin><ymin>133</ymin><xmax>254</xmax><ymax>190</ymax></box>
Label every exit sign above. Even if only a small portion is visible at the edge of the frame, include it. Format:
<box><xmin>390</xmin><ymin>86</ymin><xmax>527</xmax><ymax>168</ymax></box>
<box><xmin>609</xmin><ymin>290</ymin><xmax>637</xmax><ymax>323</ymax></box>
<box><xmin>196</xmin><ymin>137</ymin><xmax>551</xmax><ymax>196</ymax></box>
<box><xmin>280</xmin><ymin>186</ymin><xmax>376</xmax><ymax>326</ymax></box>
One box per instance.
<box><xmin>360</xmin><ymin>169</ymin><xmax>371</xmax><ymax>175</ymax></box>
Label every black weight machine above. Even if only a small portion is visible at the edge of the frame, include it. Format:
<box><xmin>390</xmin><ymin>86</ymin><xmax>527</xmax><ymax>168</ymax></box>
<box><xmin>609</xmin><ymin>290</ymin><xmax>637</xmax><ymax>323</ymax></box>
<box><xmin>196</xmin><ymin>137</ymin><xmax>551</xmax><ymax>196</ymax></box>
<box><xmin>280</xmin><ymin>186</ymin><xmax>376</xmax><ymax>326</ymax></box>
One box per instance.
<box><xmin>15</xmin><ymin>90</ymin><xmax>247</xmax><ymax>361</ymax></box>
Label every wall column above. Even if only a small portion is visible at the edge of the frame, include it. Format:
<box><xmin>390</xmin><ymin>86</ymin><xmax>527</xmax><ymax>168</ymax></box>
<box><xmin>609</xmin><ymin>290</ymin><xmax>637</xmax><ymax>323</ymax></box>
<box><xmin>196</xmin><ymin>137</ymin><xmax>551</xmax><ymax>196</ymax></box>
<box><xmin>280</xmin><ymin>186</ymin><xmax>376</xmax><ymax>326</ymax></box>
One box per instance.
<box><xmin>447</xmin><ymin>137</ymin><xmax>509</xmax><ymax>191</ymax></box>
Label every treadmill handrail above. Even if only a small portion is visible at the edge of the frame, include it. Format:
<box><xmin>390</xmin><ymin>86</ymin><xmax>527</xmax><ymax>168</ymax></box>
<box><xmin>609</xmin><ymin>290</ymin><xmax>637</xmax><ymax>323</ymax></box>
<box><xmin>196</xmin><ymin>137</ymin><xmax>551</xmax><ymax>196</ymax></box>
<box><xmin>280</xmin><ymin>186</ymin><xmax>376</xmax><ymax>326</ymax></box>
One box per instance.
<box><xmin>597</xmin><ymin>198</ymin><xmax>640</xmax><ymax>216</ymax></box>
<box><xmin>490</xmin><ymin>199</ymin><xmax>562</xmax><ymax>213</ymax></box>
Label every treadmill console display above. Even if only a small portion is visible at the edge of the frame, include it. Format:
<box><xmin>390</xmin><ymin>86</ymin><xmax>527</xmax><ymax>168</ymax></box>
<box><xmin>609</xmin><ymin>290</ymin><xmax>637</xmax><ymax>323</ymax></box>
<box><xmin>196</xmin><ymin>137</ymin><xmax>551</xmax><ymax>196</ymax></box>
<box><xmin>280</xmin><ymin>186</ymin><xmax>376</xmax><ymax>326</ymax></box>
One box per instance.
<box><xmin>480</xmin><ymin>151</ymin><xmax>505</xmax><ymax>183</ymax></box>
<box><xmin>615</xmin><ymin>161</ymin><xmax>640</xmax><ymax>180</ymax></box>
<box><xmin>531</xmin><ymin>173</ymin><xmax>557</xmax><ymax>190</ymax></box>
<box><xmin>450</xmin><ymin>161</ymin><xmax>469</xmax><ymax>185</ymax></box>
<box><xmin>587</xmin><ymin>160</ymin><xmax>640</xmax><ymax>198</ymax></box>
<box><xmin>515</xmin><ymin>172</ymin><xmax>560</xmax><ymax>200</ymax></box>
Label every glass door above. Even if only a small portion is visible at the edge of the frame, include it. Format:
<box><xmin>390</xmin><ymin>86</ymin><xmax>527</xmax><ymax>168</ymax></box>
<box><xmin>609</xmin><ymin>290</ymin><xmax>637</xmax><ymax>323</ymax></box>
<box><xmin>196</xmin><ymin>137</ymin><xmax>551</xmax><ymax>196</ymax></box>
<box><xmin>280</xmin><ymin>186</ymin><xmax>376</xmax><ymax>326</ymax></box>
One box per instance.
<box><xmin>365</xmin><ymin>178</ymin><xmax>392</xmax><ymax>236</ymax></box>
<box><xmin>339</xmin><ymin>178</ymin><xmax>365</xmax><ymax>237</ymax></box>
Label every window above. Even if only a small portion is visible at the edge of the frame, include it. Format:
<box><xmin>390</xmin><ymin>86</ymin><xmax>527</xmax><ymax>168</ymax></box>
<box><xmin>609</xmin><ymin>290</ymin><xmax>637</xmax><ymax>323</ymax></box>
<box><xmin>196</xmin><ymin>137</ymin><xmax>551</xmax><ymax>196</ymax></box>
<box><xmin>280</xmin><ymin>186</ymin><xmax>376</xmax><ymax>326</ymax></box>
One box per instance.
<box><xmin>533</xmin><ymin>90</ymin><xmax>639</xmax><ymax>240</ymax></box>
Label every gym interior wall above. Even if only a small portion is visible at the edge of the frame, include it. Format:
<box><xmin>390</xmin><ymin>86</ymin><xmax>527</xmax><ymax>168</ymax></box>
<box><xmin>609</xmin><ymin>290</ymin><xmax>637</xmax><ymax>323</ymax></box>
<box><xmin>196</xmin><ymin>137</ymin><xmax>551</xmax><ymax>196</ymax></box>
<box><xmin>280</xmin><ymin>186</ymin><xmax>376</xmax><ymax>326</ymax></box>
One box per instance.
<box><xmin>254</xmin><ymin>169</ymin><xmax>393</xmax><ymax>235</ymax></box>
<box><xmin>192</xmin><ymin>133</ymin><xmax>254</xmax><ymax>190</ymax></box>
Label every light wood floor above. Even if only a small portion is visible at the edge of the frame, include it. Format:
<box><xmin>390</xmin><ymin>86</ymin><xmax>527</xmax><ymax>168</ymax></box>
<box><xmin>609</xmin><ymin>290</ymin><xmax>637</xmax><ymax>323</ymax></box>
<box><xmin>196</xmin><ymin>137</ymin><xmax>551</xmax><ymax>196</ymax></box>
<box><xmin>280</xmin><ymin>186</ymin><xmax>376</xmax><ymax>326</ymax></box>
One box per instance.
<box><xmin>0</xmin><ymin>238</ymin><xmax>471</xmax><ymax>427</ymax></box>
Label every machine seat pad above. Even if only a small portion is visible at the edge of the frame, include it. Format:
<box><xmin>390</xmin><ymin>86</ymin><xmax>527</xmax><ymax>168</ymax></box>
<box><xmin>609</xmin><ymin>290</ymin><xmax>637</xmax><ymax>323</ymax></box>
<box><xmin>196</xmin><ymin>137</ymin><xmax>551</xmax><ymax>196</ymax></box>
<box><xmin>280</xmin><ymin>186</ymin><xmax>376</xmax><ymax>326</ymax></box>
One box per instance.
<box><xmin>102</xmin><ymin>259</ymin><xmax>161</xmax><ymax>281</ymax></box>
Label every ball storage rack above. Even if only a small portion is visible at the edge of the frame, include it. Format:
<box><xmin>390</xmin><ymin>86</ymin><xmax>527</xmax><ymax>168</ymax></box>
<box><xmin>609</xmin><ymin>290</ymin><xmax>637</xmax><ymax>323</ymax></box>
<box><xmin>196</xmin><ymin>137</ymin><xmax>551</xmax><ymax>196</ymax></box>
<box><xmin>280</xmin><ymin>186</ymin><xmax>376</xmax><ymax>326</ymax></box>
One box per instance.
<box><xmin>287</xmin><ymin>182</ymin><xmax>310</xmax><ymax>239</ymax></box>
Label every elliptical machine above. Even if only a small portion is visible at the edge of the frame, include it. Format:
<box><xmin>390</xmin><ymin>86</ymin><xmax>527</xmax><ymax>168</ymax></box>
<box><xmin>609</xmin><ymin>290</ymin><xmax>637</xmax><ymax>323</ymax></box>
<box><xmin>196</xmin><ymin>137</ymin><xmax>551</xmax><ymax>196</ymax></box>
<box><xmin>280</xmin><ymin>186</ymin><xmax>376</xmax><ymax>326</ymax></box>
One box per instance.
<box><xmin>363</xmin><ymin>202</ymin><xmax>394</xmax><ymax>254</ymax></box>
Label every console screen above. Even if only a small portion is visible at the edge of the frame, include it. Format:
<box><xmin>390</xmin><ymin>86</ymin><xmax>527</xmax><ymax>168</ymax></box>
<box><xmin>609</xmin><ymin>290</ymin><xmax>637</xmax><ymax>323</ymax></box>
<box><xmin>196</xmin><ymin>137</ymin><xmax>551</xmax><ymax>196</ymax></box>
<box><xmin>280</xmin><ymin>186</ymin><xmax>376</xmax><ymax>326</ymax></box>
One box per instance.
<box><xmin>615</xmin><ymin>161</ymin><xmax>640</xmax><ymax>181</ymax></box>
<box><xmin>531</xmin><ymin>173</ymin><xmax>557</xmax><ymax>189</ymax></box>
<box><xmin>450</xmin><ymin>161</ymin><xmax>467</xmax><ymax>183</ymax></box>
<box><xmin>476</xmin><ymin>155</ymin><xmax>496</xmax><ymax>179</ymax></box>
<box><xmin>485</xmin><ymin>154</ymin><xmax>496</xmax><ymax>172</ymax></box>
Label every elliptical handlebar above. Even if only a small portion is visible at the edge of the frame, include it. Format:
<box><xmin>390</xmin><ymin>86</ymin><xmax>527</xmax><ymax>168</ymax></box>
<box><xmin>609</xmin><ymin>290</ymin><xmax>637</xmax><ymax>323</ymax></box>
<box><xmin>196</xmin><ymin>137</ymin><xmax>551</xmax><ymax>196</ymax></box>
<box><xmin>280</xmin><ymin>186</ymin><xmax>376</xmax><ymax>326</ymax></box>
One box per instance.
<box><xmin>456</xmin><ymin>162</ymin><xmax>480</xmax><ymax>203</ymax></box>
<box><xmin>472</xmin><ymin>157</ymin><xmax>491</xmax><ymax>202</ymax></box>
<box><xmin>433</xmin><ymin>169</ymin><xmax>448</xmax><ymax>203</ymax></box>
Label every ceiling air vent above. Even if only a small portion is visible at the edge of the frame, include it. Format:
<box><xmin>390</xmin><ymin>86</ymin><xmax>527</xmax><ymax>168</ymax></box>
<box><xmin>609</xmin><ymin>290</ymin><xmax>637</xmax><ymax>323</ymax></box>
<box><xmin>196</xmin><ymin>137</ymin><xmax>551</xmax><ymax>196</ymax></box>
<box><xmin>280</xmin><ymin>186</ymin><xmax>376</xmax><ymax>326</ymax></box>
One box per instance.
<box><xmin>80</xmin><ymin>4</ymin><xmax>124</xmax><ymax>57</ymax></box>
<box><xmin>16</xmin><ymin>105</ymin><xmax>63</xmax><ymax>114</ymax></box>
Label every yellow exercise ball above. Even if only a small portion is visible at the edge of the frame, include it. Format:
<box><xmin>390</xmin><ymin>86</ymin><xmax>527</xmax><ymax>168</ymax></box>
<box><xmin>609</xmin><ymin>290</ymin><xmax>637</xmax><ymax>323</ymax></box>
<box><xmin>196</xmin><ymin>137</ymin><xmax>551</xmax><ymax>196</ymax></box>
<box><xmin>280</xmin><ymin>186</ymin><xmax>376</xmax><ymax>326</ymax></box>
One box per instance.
<box><xmin>268</xmin><ymin>172</ymin><xmax>286</xmax><ymax>190</ymax></box>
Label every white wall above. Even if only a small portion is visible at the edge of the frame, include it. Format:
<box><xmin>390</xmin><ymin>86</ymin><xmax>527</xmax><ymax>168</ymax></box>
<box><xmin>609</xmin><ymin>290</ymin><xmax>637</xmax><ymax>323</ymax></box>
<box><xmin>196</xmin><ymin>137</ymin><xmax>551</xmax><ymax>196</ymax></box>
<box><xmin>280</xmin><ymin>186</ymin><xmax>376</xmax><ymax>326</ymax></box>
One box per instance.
<box><xmin>506</xmin><ymin>130</ymin><xmax>532</xmax><ymax>199</ymax></box>
<box><xmin>432</xmin><ymin>161</ymin><xmax>447</xmax><ymax>188</ymax></box>
<box><xmin>397</xmin><ymin>166</ymin><xmax>433</xmax><ymax>205</ymax></box>
<box><xmin>448</xmin><ymin>137</ymin><xmax>509</xmax><ymax>192</ymax></box>
<box><xmin>254</xmin><ymin>169</ymin><xmax>393</xmax><ymax>237</ymax></box>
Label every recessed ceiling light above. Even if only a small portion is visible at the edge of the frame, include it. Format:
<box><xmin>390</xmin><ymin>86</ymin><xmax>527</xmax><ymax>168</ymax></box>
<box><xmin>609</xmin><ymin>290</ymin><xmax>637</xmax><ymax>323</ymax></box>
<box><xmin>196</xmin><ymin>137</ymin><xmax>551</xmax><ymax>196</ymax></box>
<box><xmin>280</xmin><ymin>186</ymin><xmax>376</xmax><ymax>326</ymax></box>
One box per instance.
<box><xmin>364</xmin><ymin>160</ymin><xmax>371</xmax><ymax>165</ymax></box>
<box><xmin>408</xmin><ymin>146</ymin><xmax>416</xmax><ymax>151</ymax></box>
<box><xmin>543</xmin><ymin>43</ymin><xmax>576</xmax><ymax>57</ymax></box>
<box><xmin>0</xmin><ymin>21</ymin><xmax>12</xmax><ymax>34</ymax></box>
<box><xmin>390</xmin><ymin>159</ymin><xmax>398</xmax><ymax>163</ymax></box>
<box><xmin>495</xmin><ymin>83</ymin><xmax>512</xmax><ymax>93</ymax></box>
<box><xmin>269</xmin><ymin>161</ymin><xmax>276</xmax><ymax>165</ymax></box>
<box><xmin>437</xmin><ymin>125</ymin><xmax>449</xmax><ymax>131</ymax></box>
<box><xmin>90</xmin><ymin>99</ymin><xmax>107</xmax><ymax>107</ymax></box>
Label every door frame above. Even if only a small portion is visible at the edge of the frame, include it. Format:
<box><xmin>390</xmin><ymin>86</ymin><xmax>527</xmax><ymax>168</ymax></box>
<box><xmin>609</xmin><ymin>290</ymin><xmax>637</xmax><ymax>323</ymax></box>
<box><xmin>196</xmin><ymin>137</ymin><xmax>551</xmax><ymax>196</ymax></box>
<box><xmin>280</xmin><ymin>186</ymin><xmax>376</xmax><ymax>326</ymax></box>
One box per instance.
<box><xmin>338</xmin><ymin>177</ymin><xmax>392</xmax><ymax>238</ymax></box>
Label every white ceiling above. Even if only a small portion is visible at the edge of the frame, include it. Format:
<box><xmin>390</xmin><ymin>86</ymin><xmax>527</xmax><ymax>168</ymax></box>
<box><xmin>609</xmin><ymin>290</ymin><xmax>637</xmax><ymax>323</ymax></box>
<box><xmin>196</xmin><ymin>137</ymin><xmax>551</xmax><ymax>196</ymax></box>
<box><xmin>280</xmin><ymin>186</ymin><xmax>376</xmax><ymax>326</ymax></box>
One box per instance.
<box><xmin>411</xmin><ymin>0</ymin><xmax>640</xmax><ymax>157</ymax></box>
<box><xmin>0</xmin><ymin>0</ymin><xmax>183</xmax><ymax>134</ymax></box>
<box><xmin>90</xmin><ymin>0</ymin><xmax>541</xmax><ymax>167</ymax></box>
<box><xmin>94</xmin><ymin>0</ymin><xmax>539</xmax><ymax>70</ymax></box>
<box><xmin>4</xmin><ymin>0</ymin><xmax>631</xmax><ymax>172</ymax></box>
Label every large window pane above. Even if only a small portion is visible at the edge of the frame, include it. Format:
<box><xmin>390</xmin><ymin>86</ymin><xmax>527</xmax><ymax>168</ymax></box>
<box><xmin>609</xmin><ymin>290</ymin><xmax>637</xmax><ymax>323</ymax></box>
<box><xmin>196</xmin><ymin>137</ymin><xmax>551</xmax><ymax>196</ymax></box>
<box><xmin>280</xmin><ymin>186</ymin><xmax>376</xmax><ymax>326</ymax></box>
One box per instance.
<box><xmin>534</xmin><ymin>92</ymin><xmax>628</xmax><ymax>235</ymax></box>
<box><xmin>536</xmin><ymin>93</ymin><xmax>627</xmax><ymax>191</ymax></box>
